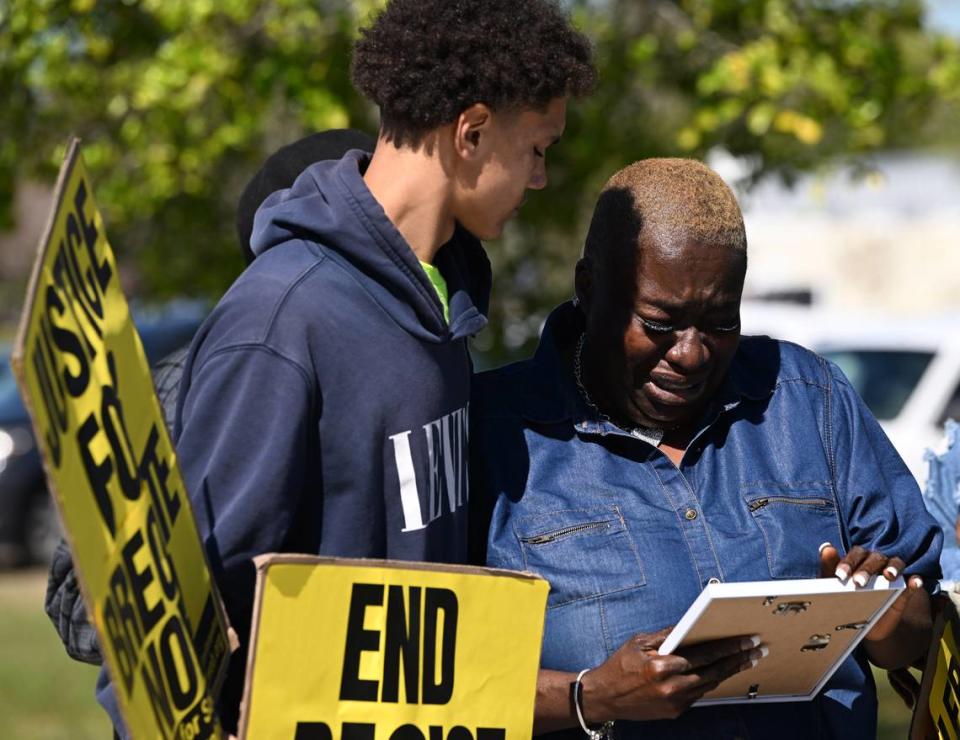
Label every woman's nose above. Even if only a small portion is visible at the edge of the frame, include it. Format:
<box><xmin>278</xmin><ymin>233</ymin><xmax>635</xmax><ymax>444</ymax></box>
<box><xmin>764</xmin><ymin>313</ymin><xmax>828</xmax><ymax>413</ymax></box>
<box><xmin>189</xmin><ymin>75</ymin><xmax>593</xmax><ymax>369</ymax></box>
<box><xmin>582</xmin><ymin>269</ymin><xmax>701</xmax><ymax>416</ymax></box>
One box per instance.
<box><xmin>666</xmin><ymin>327</ymin><xmax>709</xmax><ymax>370</ymax></box>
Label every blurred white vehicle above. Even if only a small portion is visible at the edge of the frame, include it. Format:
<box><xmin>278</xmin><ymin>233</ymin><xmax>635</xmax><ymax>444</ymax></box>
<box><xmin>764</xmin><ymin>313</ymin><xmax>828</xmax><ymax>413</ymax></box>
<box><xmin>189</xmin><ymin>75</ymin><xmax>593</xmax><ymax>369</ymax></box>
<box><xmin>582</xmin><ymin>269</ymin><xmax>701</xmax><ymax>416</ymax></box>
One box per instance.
<box><xmin>739</xmin><ymin>301</ymin><xmax>960</xmax><ymax>485</ymax></box>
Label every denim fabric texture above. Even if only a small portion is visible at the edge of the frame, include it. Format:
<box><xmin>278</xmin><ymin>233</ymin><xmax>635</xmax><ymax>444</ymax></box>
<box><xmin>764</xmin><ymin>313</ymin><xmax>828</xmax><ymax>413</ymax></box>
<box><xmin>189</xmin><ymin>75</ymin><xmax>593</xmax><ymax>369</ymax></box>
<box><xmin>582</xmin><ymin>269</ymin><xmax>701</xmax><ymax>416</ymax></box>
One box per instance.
<box><xmin>922</xmin><ymin>419</ymin><xmax>960</xmax><ymax>579</ymax></box>
<box><xmin>471</xmin><ymin>302</ymin><xmax>942</xmax><ymax>740</ymax></box>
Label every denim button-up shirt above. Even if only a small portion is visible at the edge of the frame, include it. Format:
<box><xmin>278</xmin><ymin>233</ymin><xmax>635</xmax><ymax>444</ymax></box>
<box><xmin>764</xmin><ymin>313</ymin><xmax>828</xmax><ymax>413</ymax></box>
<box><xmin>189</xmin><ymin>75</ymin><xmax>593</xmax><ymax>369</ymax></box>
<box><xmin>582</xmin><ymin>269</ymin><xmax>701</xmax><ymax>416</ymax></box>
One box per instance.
<box><xmin>471</xmin><ymin>303</ymin><xmax>942</xmax><ymax>740</ymax></box>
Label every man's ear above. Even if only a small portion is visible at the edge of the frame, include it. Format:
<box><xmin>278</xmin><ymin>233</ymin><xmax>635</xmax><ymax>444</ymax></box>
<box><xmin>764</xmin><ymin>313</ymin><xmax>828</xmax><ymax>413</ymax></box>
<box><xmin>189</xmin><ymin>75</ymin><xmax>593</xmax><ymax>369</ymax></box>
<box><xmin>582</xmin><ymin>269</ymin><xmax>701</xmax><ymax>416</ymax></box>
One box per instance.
<box><xmin>574</xmin><ymin>257</ymin><xmax>592</xmax><ymax>313</ymax></box>
<box><xmin>454</xmin><ymin>103</ymin><xmax>493</xmax><ymax>160</ymax></box>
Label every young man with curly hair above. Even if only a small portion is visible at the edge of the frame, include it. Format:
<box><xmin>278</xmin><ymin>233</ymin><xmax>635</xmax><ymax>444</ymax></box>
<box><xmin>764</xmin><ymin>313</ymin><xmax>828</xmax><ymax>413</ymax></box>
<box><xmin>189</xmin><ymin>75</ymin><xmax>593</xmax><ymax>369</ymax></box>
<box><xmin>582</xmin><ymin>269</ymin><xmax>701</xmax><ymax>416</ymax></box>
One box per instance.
<box><xmin>352</xmin><ymin>0</ymin><xmax>594</xmax><ymax>249</ymax></box>
<box><xmin>96</xmin><ymin>1</ymin><xmax>595</xmax><ymax>736</ymax></box>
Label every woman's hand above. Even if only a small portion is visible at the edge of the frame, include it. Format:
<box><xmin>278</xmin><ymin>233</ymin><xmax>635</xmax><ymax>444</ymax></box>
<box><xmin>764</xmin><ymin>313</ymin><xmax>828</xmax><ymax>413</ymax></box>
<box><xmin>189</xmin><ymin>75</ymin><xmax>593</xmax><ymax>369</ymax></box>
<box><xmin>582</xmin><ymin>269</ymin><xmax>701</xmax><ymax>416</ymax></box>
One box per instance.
<box><xmin>819</xmin><ymin>542</ymin><xmax>931</xmax><ymax>668</ymax></box>
<box><xmin>533</xmin><ymin>629</ymin><xmax>765</xmax><ymax>733</ymax></box>
<box><xmin>579</xmin><ymin>628</ymin><xmax>765</xmax><ymax>723</ymax></box>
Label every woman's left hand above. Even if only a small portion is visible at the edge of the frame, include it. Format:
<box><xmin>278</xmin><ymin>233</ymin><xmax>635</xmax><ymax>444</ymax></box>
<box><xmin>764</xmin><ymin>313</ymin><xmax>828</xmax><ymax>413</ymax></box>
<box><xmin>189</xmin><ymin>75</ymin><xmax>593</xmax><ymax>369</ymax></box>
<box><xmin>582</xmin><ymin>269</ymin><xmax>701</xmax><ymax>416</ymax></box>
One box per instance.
<box><xmin>818</xmin><ymin>543</ymin><xmax>925</xmax><ymax>644</ymax></box>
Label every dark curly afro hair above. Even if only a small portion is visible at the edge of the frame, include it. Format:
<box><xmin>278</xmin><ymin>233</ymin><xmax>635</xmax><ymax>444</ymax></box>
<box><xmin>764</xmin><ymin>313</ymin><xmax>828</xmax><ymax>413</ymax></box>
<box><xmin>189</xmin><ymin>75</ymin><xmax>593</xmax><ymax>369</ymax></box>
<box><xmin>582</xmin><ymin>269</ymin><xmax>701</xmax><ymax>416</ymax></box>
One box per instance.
<box><xmin>352</xmin><ymin>0</ymin><xmax>596</xmax><ymax>147</ymax></box>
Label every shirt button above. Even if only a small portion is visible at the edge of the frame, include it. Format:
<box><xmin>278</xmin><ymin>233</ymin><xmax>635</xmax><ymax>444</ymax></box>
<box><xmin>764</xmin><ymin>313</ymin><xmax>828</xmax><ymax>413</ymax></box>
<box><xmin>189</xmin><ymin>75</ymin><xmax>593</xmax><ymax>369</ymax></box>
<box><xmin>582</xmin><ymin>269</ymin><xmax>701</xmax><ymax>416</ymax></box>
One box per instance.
<box><xmin>684</xmin><ymin>508</ymin><xmax>698</xmax><ymax>520</ymax></box>
<box><xmin>708</xmin><ymin>577</ymin><xmax>721</xmax><ymax>585</ymax></box>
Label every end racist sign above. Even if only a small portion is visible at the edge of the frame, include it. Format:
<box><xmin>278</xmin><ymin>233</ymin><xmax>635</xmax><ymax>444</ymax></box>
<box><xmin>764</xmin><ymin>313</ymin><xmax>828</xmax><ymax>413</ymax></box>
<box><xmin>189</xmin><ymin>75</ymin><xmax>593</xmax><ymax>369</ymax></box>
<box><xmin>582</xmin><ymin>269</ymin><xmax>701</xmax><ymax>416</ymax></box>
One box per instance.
<box><xmin>239</xmin><ymin>557</ymin><xmax>549</xmax><ymax>740</ymax></box>
<box><xmin>12</xmin><ymin>139</ymin><xmax>230</xmax><ymax>739</ymax></box>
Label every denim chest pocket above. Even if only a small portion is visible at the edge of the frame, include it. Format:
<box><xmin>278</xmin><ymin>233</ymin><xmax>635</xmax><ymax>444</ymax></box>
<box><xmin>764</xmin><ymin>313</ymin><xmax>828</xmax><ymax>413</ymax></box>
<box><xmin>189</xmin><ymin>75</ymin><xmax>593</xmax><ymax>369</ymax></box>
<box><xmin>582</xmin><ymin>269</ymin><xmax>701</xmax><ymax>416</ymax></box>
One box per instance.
<box><xmin>743</xmin><ymin>488</ymin><xmax>844</xmax><ymax>579</ymax></box>
<box><xmin>514</xmin><ymin>505</ymin><xmax>646</xmax><ymax>608</ymax></box>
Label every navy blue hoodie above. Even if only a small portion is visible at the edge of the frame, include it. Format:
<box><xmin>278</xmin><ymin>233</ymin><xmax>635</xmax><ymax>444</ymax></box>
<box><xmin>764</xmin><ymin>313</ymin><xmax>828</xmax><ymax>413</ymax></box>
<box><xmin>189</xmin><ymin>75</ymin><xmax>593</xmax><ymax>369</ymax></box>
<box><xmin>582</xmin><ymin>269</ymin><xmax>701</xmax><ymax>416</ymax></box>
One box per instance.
<box><xmin>98</xmin><ymin>150</ymin><xmax>490</xmax><ymax>735</ymax></box>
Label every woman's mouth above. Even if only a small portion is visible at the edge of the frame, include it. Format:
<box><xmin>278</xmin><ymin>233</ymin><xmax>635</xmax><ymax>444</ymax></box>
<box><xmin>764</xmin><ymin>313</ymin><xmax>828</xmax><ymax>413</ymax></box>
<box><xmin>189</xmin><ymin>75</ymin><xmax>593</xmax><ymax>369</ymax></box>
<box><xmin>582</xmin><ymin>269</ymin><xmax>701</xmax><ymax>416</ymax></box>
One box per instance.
<box><xmin>644</xmin><ymin>376</ymin><xmax>707</xmax><ymax>406</ymax></box>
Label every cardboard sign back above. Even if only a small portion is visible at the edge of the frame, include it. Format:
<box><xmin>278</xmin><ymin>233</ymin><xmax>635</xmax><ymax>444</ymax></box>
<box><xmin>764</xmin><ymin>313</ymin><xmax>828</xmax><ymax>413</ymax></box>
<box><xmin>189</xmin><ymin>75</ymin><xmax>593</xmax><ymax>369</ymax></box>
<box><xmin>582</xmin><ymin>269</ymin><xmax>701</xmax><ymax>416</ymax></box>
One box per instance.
<box><xmin>11</xmin><ymin>139</ymin><xmax>230</xmax><ymax>739</ymax></box>
<box><xmin>659</xmin><ymin>576</ymin><xmax>903</xmax><ymax>704</ymax></box>
<box><xmin>239</xmin><ymin>556</ymin><xmax>549</xmax><ymax>740</ymax></box>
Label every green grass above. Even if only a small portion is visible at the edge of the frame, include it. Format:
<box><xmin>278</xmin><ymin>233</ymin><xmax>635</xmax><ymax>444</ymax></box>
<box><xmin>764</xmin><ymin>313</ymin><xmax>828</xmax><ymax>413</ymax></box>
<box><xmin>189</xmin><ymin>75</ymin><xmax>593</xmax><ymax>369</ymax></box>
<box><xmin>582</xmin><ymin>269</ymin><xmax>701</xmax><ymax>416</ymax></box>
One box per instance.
<box><xmin>0</xmin><ymin>569</ymin><xmax>109</xmax><ymax>739</ymax></box>
<box><xmin>0</xmin><ymin>569</ymin><xmax>917</xmax><ymax>738</ymax></box>
<box><xmin>876</xmin><ymin>664</ymin><xmax>917</xmax><ymax>739</ymax></box>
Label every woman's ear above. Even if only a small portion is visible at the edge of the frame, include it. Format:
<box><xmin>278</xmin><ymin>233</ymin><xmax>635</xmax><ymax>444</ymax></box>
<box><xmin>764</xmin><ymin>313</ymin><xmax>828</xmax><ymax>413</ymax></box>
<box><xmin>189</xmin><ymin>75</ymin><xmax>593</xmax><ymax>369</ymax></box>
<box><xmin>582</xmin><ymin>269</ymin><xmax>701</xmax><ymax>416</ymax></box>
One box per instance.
<box><xmin>574</xmin><ymin>257</ymin><xmax>592</xmax><ymax>313</ymax></box>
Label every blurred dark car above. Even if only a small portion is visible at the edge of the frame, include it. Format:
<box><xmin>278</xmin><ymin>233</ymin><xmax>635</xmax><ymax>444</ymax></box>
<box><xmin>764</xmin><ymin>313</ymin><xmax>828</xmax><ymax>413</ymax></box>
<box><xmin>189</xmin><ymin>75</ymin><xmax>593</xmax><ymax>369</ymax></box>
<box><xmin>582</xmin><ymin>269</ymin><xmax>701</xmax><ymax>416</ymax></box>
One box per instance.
<box><xmin>0</xmin><ymin>302</ymin><xmax>206</xmax><ymax>567</ymax></box>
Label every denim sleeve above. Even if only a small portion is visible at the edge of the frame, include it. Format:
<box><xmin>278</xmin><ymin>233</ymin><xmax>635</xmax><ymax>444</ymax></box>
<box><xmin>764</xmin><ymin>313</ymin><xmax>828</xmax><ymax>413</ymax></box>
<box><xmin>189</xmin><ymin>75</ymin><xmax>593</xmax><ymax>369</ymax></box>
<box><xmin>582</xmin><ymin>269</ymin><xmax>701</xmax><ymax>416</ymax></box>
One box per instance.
<box><xmin>826</xmin><ymin>359</ymin><xmax>943</xmax><ymax>583</ymax></box>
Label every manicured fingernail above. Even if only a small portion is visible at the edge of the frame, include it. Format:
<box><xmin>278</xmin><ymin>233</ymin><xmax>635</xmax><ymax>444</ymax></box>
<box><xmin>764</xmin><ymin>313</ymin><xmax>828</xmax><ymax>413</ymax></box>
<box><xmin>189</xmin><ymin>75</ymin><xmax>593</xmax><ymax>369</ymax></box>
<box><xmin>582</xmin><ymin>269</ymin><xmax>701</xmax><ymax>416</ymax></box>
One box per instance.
<box><xmin>835</xmin><ymin>564</ymin><xmax>851</xmax><ymax>582</ymax></box>
<box><xmin>910</xmin><ymin>576</ymin><xmax>924</xmax><ymax>589</ymax></box>
<box><xmin>884</xmin><ymin>565</ymin><xmax>899</xmax><ymax>579</ymax></box>
<box><xmin>819</xmin><ymin>542</ymin><xmax>833</xmax><ymax>554</ymax></box>
<box><xmin>853</xmin><ymin>572</ymin><xmax>868</xmax><ymax>587</ymax></box>
<box><xmin>746</xmin><ymin>647</ymin><xmax>767</xmax><ymax>667</ymax></box>
<box><xmin>740</xmin><ymin>635</ymin><xmax>761</xmax><ymax>650</ymax></box>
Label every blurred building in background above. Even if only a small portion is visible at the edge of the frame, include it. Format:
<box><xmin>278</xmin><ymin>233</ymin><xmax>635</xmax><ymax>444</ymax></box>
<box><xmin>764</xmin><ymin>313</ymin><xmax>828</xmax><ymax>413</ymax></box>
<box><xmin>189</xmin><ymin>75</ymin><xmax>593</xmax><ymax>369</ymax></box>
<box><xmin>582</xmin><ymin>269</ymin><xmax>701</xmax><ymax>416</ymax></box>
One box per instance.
<box><xmin>730</xmin><ymin>152</ymin><xmax>960</xmax><ymax>314</ymax></box>
<box><xmin>714</xmin><ymin>149</ymin><xmax>960</xmax><ymax>487</ymax></box>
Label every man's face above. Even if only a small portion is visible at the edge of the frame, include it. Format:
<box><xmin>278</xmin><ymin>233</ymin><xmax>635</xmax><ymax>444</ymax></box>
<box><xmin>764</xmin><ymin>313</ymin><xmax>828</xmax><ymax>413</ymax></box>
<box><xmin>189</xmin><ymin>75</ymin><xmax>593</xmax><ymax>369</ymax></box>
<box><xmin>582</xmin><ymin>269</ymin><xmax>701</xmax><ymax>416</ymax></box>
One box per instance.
<box><xmin>453</xmin><ymin>97</ymin><xmax>567</xmax><ymax>240</ymax></box>
<box><xmin>585</xmin><ymin>234</ymin><xmax>746</xmax><ymax>431</ymax></box>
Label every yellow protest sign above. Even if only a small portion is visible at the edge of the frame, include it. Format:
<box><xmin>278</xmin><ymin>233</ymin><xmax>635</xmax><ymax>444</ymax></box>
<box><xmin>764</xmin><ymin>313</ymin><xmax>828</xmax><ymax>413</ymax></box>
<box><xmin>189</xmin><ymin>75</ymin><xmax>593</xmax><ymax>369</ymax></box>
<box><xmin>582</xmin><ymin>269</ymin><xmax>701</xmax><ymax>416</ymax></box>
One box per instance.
<box><xmin>12</xmin><ymin>139</ymin><xmax>230</xmax><ymax>739</ymax></box>
<box><xmin>239</xmin><ymin>556</ymin><xmax>549</xmax><ymax>740</ymax></box>
<box><xmin>930</xmin><ymin>618</ymin><xmax>960</xmax><ymax>739</ymax></box>
<box><xmin>922</xmin><ymin>596</ymin><xmax>960</xmax><ymax>740</ymax></box>
<box><xmin>910</xmin><ymin>592</ymin><xmax>960</xmax><ymax>739</ymax></box>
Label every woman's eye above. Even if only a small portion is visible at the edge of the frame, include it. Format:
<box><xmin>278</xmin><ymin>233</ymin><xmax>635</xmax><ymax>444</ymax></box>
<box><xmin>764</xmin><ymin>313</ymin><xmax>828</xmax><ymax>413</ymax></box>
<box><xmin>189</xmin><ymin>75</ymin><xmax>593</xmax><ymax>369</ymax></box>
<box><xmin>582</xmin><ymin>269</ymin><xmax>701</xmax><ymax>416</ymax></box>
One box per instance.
<box><xmin>640</xmin><ymin>318</ymin><xmax>674</xmax><ymax>334</ymax></box>
<box><xmin>713</xmin><ymin>320</ymin><xmax>741</xmax><ymax>333</ymax></box>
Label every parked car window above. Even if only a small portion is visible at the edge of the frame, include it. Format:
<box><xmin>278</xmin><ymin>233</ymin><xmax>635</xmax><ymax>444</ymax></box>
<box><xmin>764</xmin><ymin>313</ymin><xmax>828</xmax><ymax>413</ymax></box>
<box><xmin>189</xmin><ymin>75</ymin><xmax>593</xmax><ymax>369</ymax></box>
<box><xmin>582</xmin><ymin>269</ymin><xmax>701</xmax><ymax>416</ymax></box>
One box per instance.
<box><xmin>0</xmin><ymin>355</ymin><xmax>21</xmax><ymax>418</ymax></box>
<box><xmin>0</xmin><ymin>304</ymin><xmax>206</xmax><ymax>567</ymax></box>
<box><xmin>938</xmin><ymin>380</ymin><xmax>960</xmax><ymax>427</ymax></box>
<box><xmin>822</xmin><ymin>349</ymin><xmax>934</xmax><ymax>421</ymax></box>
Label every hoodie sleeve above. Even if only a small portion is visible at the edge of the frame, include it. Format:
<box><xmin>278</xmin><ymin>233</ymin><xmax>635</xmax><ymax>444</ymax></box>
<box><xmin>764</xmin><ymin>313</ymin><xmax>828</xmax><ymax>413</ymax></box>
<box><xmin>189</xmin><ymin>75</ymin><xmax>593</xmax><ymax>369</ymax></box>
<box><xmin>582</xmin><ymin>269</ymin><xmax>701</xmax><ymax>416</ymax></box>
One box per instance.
<box><xmin>176</xmin><ymin>343</ymin><xmax>316</xmax><ymax>643</ymax></box>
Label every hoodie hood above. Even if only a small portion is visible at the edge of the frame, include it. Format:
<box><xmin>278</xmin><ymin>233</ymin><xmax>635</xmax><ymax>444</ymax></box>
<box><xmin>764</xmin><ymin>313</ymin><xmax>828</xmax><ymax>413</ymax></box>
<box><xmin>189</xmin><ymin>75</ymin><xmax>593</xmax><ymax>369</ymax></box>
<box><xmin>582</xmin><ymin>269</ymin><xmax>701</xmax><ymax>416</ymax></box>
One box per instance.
<box><xmin>250</xmin><ymin>149</ymin><xmax>490</xmax><ymax>342</ymax></box>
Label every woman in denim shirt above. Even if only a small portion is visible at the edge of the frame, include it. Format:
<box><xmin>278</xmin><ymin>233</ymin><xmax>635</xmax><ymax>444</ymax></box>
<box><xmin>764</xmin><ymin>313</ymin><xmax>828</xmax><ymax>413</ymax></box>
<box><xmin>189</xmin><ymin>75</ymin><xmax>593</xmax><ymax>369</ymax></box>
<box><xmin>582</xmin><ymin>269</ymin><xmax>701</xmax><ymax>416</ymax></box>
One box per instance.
<box><xmin>471</xmin><ymin>159</ymin><xmax>942</xmax><ymax>739</ymax></box>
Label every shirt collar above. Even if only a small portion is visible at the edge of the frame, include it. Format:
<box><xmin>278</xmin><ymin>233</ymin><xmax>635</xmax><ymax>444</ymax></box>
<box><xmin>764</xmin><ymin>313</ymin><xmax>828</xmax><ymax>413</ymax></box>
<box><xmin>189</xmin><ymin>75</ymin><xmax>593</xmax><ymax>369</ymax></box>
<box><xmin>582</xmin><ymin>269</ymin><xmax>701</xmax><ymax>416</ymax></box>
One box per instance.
<box><xmin>714</xmin><ymin>339</ymin><xmax>778</xmax><ymax>409</ymax></box>
<box><xmin>520</xmin><ymin>301</ymin><xmax>590</xmax><ymax>424</ymax></box>
<box><xmin>521</xmin><ymin>302</ymin><xmax>775</xmax><ymax>429</ymax></box>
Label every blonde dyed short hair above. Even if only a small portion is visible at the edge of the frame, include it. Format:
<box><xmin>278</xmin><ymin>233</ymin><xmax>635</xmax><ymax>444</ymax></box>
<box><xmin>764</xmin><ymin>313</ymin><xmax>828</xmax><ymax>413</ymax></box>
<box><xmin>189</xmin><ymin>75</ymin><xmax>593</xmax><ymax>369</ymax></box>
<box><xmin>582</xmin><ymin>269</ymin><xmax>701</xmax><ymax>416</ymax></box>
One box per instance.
<box><xmin>583</xmin><ymin>158</ymin><xmax>746</xmax><ymax>273</ymax></box>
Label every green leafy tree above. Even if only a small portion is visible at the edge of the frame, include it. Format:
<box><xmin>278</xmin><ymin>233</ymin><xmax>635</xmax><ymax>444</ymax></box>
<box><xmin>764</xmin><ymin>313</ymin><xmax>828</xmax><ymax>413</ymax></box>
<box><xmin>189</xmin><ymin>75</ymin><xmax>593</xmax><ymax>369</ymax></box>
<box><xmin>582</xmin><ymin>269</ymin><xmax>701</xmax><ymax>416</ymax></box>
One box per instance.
<box><xmin>482</xmin><ymin>0</ymin><xmax>960</xmax><ymax>362</ymax></box>
<box><xmin>1</xmin><ymin>0</ymin><xmax>380</xmax><ymax>298</ymax></box>
<box><xmin>2</xmin><ymin>0</ymin><xmax>958</xmax><ymax>362</ymax></box>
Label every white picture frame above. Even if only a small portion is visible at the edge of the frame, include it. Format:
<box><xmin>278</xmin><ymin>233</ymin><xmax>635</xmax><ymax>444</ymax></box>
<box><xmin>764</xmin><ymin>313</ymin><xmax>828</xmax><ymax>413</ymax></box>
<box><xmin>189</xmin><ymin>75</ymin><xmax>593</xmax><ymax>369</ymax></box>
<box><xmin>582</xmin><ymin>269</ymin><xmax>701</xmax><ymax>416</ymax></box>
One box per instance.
<box><xmin>658</xmin><ymin>576</ymin><xmax>905</xmax><ymax>705</ymax></box>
